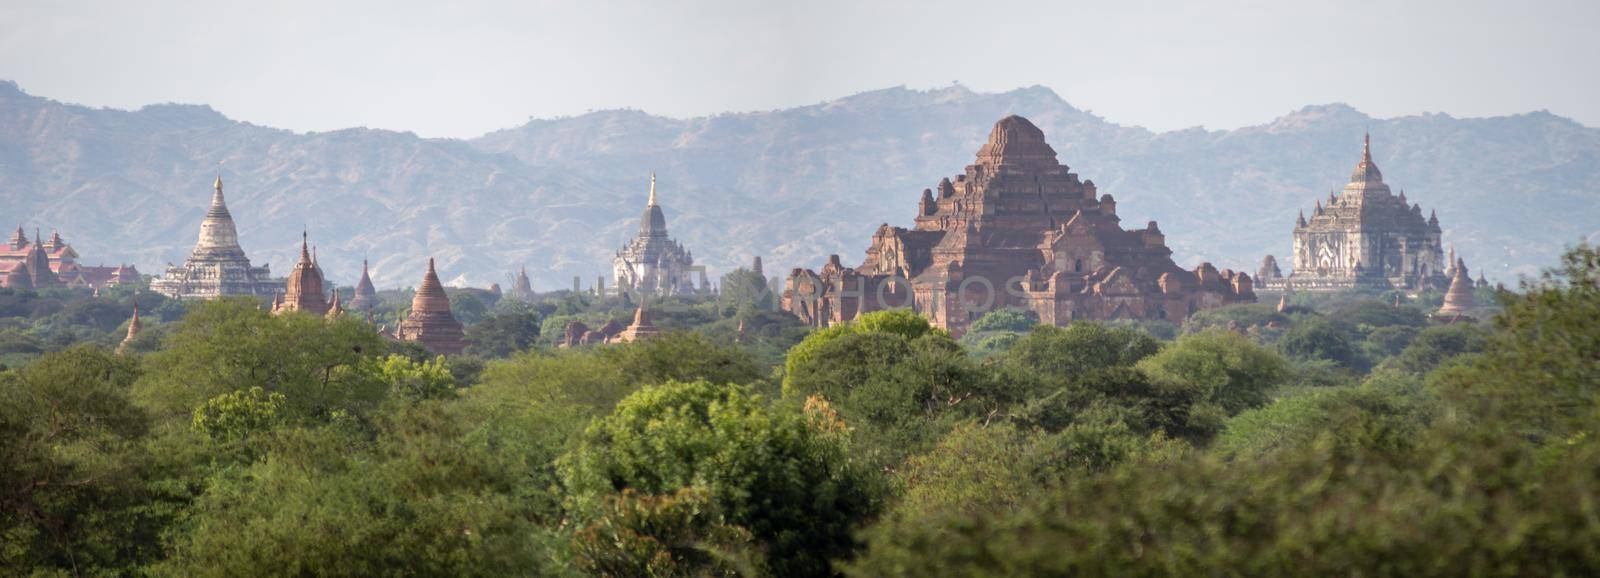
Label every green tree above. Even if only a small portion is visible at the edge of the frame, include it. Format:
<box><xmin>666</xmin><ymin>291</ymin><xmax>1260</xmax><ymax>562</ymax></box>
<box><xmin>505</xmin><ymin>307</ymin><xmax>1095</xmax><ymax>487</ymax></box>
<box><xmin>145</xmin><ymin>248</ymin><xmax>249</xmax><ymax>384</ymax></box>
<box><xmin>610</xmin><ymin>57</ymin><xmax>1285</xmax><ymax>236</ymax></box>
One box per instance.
<box><xmin>476</xmin><ymin>331</ymin><xmax>765</xmax><ymax>415</ymax></box>
<box><xmin>132</xmin><ymin>299</ymin><xmax>390</xmax><ymax>424</ymax></box>
<box><xmin>1215</xmin><ymin>378</ymin><xmax>1439</xmax><ymax>461</ymax></box>
<box><xmin>1430</xmin><ymin>243</ymin><xmax>1600</xmax><ymax>440</ymax></box>
<box><xmin>718</xmin><ymin>267</ymin><xmax>774</xmax><ymax>313</ymax></box>
<box><xmin>159</xmin><ymin>401</ymin><xmax>568</xmax><ymax>577</ymax></box>
<box><xmin>191</xmin><ymin>386</ymin><xmax>287</xmax><ymax>444</ymax></box>
<box><xmin>465</xmin><ymin>310</ymin><xmax>542</xmax><ymax>358</ymax></box>
<box><xmin>572</xmin><ymin>488</ymin><xmax>757</xmax><ymax>577</ymax></box>
<box><xmin>562</xmin><ymin>380</ymin><xmax>880</xmax><ymax>577</ymax></box>
<box><xmin>1134</xmin><ymin>329</ymin><xmax>1291</xmax><ymax>441</ymax></box>
<box><xmin>850</xmin><ymin>431</ymin><xmax>1600</xmax><ymax>577</ymax></box>
<box><xmin>968</xmin><ymin>308</ymin><xmax>1036</xmax><ymax>333</ymax></box>
<box><xmin>1277</xmin><ymin>316</ymin><xmax>1363</xmax><ymax>370</ymax></box>
<box><xmin>999</xmin><ymin>322</ymin><xmax>1161</xmax><ymax>384</ymax></box>
<box><xmin>449</xmin><ymin>291</ymin><xmax>489</xmax><ymax>326</ymax></box>
<box><xmin>0</xmin><ymin>346</ymin><xmax>164</xmax><ymax>575</ymax></box>
<box><xmin>1379</xmin><ymin>322</ymin><xmax>1488</xmax><ymax>376</ymax></box>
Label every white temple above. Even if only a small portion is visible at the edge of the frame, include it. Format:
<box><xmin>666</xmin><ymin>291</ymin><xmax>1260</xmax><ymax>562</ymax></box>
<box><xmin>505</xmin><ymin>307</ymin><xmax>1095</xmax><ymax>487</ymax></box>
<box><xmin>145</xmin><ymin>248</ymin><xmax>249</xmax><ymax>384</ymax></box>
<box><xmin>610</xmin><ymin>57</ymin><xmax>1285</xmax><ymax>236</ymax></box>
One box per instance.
<box><xmin>150</xmin><ymin>174</ymin><xmax>283</xmax><ymax>299</ymax></box>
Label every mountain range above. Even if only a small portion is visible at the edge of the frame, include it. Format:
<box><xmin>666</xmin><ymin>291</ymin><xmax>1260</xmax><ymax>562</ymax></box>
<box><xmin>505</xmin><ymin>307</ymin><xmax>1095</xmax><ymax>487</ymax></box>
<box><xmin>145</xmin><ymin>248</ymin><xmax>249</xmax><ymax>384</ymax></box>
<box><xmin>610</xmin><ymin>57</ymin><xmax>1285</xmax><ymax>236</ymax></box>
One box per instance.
<box><xmin>2</xmin><ymin>80</ymin><xmax>1596</xmax><ymax>290</ymax></box>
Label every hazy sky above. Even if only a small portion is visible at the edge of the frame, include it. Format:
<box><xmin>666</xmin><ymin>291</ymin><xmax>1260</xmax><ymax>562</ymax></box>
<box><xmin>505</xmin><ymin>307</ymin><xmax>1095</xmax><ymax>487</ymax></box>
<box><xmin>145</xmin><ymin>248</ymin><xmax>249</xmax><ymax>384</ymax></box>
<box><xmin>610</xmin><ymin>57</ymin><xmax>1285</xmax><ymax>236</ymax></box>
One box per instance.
<box><xmin>2</xmin><ymin>0</ymin><xmax>1595</xmax><ymax>138</ymax></box>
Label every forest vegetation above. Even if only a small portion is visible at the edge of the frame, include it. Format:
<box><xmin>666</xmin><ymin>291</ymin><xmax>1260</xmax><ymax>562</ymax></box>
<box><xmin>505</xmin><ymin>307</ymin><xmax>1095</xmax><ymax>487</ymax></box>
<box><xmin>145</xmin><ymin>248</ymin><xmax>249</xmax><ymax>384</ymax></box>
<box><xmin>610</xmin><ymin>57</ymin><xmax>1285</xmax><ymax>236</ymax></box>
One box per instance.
<box><xmin>2</xmin><ymin>246</ymin><xmax>1597</xmax><ymax>577</ymax></box>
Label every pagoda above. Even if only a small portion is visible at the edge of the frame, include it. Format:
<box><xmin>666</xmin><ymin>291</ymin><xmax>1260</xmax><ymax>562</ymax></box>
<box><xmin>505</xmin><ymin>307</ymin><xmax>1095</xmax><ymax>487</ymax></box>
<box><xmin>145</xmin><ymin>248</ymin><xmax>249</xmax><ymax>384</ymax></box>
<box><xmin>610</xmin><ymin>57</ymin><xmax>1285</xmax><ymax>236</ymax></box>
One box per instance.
<box><xmin>609</xmin><ymin>304</ymin><xmax>662</xmax><ymax>344</ymax></box>
<box><xmin>612</xmin><ymin>174</ymin><xmax>703</xmax><ymax>297</ymax></box>
<box><xmin>782</xmin><ymin>115</ymin><xmax>1254</xmax><ymax>336</ymax></box>
<box><xmin>150</xmin><ymin>174</ymin><xmax>282</xmax><ymax>299</ymax></box>
<box><xmin>349</xmin><ymin>259</ymin><xmax>380</xmax><ymax>311</ymax></box>
<box><xmin>508</xmin><ymin>266</ymin><xmax>534</xmax><ymax>300</ymax></box>
<box><xmin>1258</xmin><ymin>134</ymin><xmax>1448</xmax><ymax>293</ymax></box>
<box><xmin>117</xmin><ymin>303</ymin><xmax>142</xmax><ymax>354</ymax></box>
<box><xmin>271</xmin><ymin>232</ymin><xmax>330</xmax><ymax>316</ymax></box>
<box><xmin>1436</xmin><ymin>258</ymin><xmax>1478</xmax><ymax>318</ymax></box>
<box><xmin>394</xmin><ymin>258</ymin><xmax>468</xmax><ymax>354</ymax></box>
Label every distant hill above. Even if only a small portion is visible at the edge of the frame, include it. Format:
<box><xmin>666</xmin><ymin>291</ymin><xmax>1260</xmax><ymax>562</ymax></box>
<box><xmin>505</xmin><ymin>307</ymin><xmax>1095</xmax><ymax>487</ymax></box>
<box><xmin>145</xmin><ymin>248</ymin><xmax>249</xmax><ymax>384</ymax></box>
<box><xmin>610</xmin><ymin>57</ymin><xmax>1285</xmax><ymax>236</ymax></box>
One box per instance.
<box><xmin>2</xmin><ymin>80</ymin><xmax>1595</xmax><ymax>290</ymax></box>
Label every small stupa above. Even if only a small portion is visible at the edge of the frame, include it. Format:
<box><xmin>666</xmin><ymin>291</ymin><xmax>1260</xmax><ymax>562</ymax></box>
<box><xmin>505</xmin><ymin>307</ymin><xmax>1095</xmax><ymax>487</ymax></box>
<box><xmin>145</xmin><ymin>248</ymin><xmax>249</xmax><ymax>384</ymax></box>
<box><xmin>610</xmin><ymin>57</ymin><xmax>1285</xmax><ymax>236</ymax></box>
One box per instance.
<box><xmin>393</xmin><ymin>258</ymin><xmax>468</xmax><ymax>354</ymax></box>
<box><xmin>1437</xmin><ymin>258</ymin><xmax>1477</xmax><ymax>317</ymax></box>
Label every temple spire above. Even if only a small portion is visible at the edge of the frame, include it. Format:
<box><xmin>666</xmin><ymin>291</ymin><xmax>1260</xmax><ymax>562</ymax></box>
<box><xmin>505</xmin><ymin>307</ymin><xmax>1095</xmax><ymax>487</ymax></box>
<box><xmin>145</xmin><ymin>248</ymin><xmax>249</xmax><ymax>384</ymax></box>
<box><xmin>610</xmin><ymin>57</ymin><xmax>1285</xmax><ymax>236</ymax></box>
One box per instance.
<box><xmin>1349</xmin><ymin>132</ymin><xmax>1383</xmax><ymax>183</ymax></box>
<box><xmin>647</xmin><ymin>172</ymin><xmax>658</xmax><ymax>206</ymax></box>
<box><xmin>118</xmin><ymin>302</ymin><xmax>141</xmax><ymax>353</ymax></box>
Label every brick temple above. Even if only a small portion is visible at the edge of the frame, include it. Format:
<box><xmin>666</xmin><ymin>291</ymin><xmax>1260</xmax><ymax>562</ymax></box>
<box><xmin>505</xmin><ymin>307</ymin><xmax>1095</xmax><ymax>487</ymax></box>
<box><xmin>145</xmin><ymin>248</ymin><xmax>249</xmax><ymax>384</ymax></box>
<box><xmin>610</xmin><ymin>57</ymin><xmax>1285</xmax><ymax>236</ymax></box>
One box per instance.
<box><xmin>782</xmin><ymin>115</ymin><xmax>1254</xmax><ymax>336</ymax></box>
<box><xmin>0</xmin><ymin>227</ymin><xmax>140</xmax><ymax>290</ymax></box>
<box><xmin>393</xmin><ymin>258</ymin><xmax>467</xmax><ymax>355</ymax></box>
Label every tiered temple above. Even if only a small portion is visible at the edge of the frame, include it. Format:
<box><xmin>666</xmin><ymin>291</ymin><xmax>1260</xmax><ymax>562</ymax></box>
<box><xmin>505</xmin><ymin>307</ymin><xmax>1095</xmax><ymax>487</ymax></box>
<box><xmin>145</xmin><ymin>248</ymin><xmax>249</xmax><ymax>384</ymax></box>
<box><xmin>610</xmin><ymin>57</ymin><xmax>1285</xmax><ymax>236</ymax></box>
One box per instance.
<box><xmin>271</xmin><ymin>232</ymin><xmax>330</xmax><ymax>316</ymax></box>
<box><xmin>1257</xmin><ymin>135</ymin><xmax>1448</xmax><ymax>293</ymax></box>
<box><xmin>0</xmin><ymin>226</ymin><xmax>140</xmax><ymax>289</ymax></box>
<box><xmin>394</xmin><ymin>258</ymin><xmax>467</xmax><ymax>354</ymax></box>
<box><xmin>782</xmin><ymin>115</ymin><xmax>1254</xmax><ymax>336</ymax></box>
<box><xmin>348</xmin><ymin>259</ymin><xmax>380</xmax><ymax>312</ymax></box>
<box><xmin>150</xmin><ymin>175</ymin><xmax>282</xmax><ymax>299</ymax></box>
<box><xmin>612</xmin><ymin>174</ymin><xmax>708</xmax><ymax>297</ymax></box>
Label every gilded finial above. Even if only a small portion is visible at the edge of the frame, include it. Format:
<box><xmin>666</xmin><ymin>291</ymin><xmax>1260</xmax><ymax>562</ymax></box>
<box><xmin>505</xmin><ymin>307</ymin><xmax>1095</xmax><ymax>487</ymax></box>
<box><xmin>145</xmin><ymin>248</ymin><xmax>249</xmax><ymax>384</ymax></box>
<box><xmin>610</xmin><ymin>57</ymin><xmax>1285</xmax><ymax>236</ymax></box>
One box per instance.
<box><xmin>647</xmin><ymin>172</ymin><xmax>658</xmax><ymax>206</ymax></box>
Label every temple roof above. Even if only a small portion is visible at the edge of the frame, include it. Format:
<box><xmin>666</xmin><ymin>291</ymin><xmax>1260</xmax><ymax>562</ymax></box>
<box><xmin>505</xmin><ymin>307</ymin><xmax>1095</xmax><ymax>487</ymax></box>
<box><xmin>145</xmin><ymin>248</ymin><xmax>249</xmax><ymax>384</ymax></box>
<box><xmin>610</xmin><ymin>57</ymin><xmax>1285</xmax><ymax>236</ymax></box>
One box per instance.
<box><xmin>355</xmin><ymin>259</ymin><xmax>376</xmax><ymax>293</ymax></box>
<box><xmin>412</xmin><ymin>258</ymin><xmax>451</xmax><ymax>315</ymax></box>
<box><xmin>186</xmin><ymin>172</ymin><xmax>252</xmax><ymax>263</ymax></box>
<box><xmin>639</xmin><ymin>173</ymin><xmax>668</xmax><ymax>237</ymax></box>
<box><xmin>207</xmin><ymin>175</ymin><xmax>234</xmax><ymax>220</ymax></box>
<box><xmin>974</xmin><ymin>115</ymin><xmax>1059</xmax><ymax>168</ymax></box>
<box><xmin>1349</xmin><ymin>133</ymin><xmax>1384</xmax><ymax>184</ymax></box>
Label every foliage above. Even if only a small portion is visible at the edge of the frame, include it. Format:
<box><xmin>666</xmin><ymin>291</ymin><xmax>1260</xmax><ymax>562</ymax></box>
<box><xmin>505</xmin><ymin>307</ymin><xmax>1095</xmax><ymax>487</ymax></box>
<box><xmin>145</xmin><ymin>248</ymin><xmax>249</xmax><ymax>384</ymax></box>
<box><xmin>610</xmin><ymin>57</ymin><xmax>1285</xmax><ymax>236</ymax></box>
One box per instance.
<box><xmin>1139</xmin><ymin>330</ymin><xmax>1290</xmax><ymax>415</ymax></box>
<box><xmin>571</xmin><ymin>488</ymin><xmax>757</xmax><ymax>577</ymax></box>
<box><xmin>967</xmin><ymin>308</ymin><xmax>1037</xmax><ymax>333</ymax></box>
<box><xmin>1378</xmin><ymin>322</ymin><xmax>1489</xmax><ymax>375</ymax></box>
<box><xmin>0</xmin><ymin>346</ymin><xmax>164</xmax><ymax>575</ymax></box>
<box><xmin>6</xmin><ymin>245</ymin><xmax>1600</xmax><ymax>576</ymax></box>
<box><xmin>717</xmin><ymin>267</ymin><xmax>774</xmax><ymax>313</ymax></box>
<box><xmin>448</xmin><ymin>291</ymin><xmax>490</xmax><ymax>326</ymax></box>
<box><xmin>465</xmin><ymin>310</ymin><xmax>542</xmax><ymax>358</ymax></box>
<box><xmin>892</xmin><ymin>417</ymin><xmax>1184</xmax><ymax>517</ymax></box>
<box><xmin>1181</xmin><ymin>303</ymin><xmax>1288</xmax><ymax>335</ymax></box>
<box><xmin>1430</xmin><ymin>242</ymin><xmax>1600</xmax><ymax>440</ymax></box>
<box><xmin>156</xmin><ymin>414</ymin><xmax>562</xmax><ymax>577</ymax></box>
<box><xmin>191</xmin><ymin>386</ymin><xmax>286</xmax><ymax>444</ymax></box>
<box><xmin>999</xmin><ymin>322</ymin><xmax>1161</xmax><ymax>384</ymax></box>
<box><xmin>131</xmin><ymin>299</ymin><xmax>393</xmax><ymax>424</ymax></box>
<box><xmin>562</xmin><ymin>380</ymin><xmax>880</xmax><ymax>577</ymax></box>
<box><xmin>849</xmin><ymin>430</ymin><xmax>1600</xmax><ymax>577</ymax></box>
<box><xmin>1215</xmin><ymin>378</ymin><xmax>1439</xmax><ymax>460</ymax></box>
<box><xmin>371</xmin><ymin>354</ymin><xmax>457</xmax><ymax>402</ymax></box>
<box><xmin>1277</xmin><ymin>316</ymin><xmax>1364</xmax><ymax>370</ymax></box>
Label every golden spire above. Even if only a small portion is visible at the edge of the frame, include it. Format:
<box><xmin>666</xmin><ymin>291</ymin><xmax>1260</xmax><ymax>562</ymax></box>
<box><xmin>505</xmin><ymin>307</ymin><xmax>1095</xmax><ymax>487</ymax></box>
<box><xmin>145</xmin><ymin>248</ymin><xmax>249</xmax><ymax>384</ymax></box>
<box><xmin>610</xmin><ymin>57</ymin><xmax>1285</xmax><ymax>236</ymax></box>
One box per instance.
<box><xmin>647</xmin><ymin>172</ymin><xmax>657</xmax><ymax>206</ymax></box>
<box><xmin>1362</xmin><ymin>132</ymin><xmax>1372</xmax><ymax>164</ymax></box>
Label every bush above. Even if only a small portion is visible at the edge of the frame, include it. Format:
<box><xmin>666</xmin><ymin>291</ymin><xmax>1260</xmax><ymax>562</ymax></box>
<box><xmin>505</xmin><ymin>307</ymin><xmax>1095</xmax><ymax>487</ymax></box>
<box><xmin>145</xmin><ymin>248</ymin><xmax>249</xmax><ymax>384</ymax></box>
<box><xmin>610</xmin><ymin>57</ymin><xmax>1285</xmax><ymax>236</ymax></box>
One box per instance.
<box><xmin>561</xmin><ymin>381</ymin><xmax>880</xmax><ymax>577</ymax></box>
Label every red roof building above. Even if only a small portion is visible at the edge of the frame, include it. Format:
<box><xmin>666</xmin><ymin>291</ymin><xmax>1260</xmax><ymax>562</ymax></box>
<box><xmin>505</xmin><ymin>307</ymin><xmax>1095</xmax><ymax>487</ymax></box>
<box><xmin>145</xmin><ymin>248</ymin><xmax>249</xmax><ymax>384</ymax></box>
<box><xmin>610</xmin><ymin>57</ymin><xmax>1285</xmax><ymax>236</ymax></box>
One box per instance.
<box><xmin>0</xmin><ymin>226</ymin><xmax>140</xmax><ymax>290</ymax></box>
